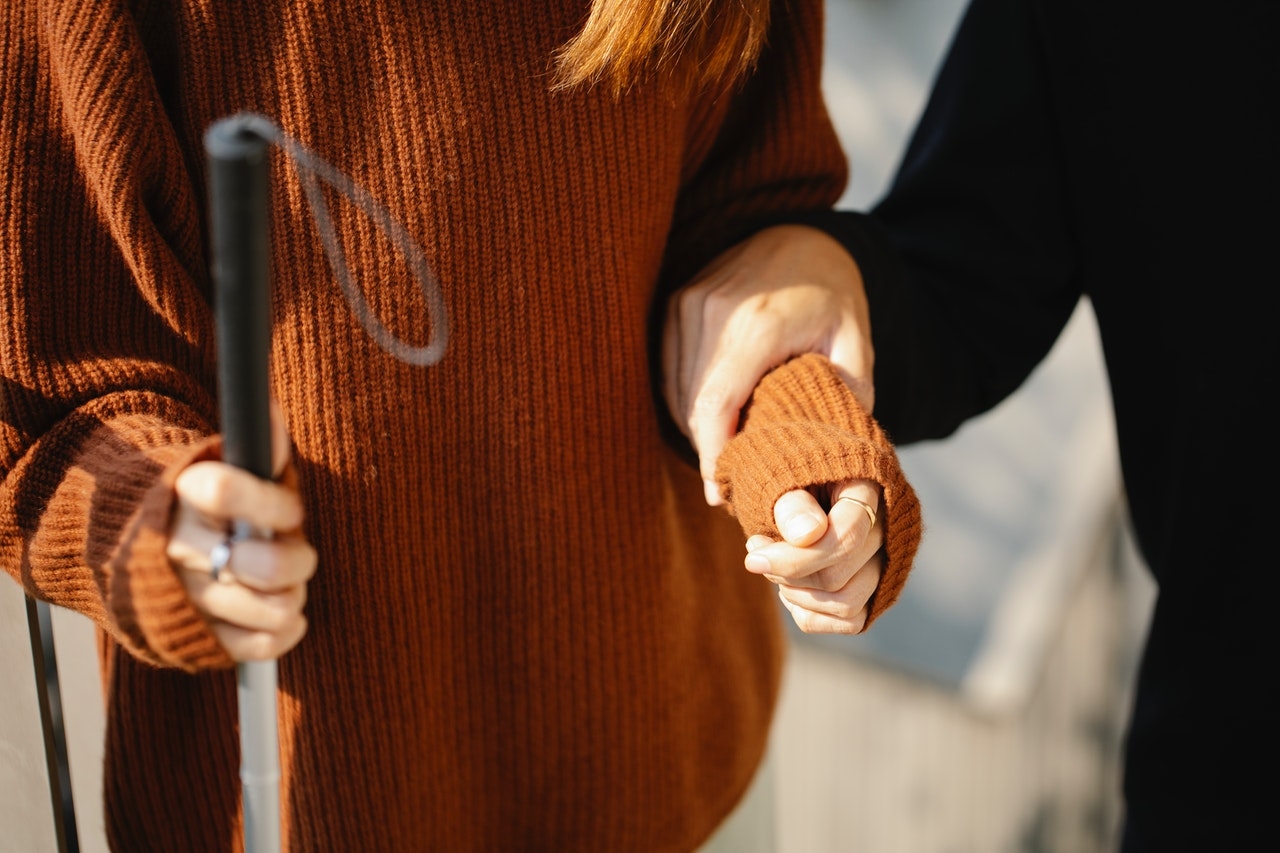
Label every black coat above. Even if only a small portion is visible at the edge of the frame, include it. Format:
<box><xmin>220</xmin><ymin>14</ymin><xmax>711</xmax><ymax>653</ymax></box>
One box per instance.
<box><xmin>802</xmin><ymin>0</ymin><xmax>1277</xmax><ymax>848</ymax></box>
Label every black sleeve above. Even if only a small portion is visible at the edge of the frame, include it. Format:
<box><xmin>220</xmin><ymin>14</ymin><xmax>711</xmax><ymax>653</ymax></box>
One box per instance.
<box><xmin>798</xmin><ymin>0</ymin><xmax>1083</xmax><ymax>445</ymax></box>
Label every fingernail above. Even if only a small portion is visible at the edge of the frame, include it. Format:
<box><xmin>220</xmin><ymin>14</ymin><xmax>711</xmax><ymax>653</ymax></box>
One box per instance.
<box><xmin>782</xmin><ymin>513</ymin><xmax>820</xmax><ymax>542</ymax></box>
<box><xmin>745</xmin><ymin>553</ymin><xmax>771</xmax><ymax>574</ymax></box>
<box><xmin>703</xmin><ymin>480</ymin><xmax>723</xmax><ymax>505</ymax></box>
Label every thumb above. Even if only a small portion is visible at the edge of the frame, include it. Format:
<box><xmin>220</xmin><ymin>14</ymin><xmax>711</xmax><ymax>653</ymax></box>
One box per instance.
<box><xmin>691</xmin><ymin>357</ymin><xmax>775</xmax><ymax>507</ymax></box>
<box><xmin>690</xmin><ymin>403</ymin><xmax>739</xmax><ymax>508</ymax></box>
<box><xmin>772</xmin><ymin>488</ymin><xmax>828</xmax><ymax>547</ymax></box>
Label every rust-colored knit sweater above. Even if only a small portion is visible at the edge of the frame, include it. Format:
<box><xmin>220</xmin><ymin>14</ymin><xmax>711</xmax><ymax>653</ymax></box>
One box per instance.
<box><xmin>1</xmin><ymin>1</ymin><xmax>919</xmax><ymax>850</ymax></box>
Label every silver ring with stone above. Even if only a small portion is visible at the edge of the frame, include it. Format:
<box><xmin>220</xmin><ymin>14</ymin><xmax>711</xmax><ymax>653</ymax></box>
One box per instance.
<box><xmin>209</xmin><ymin>536</ymin><xmax>234</xmax><ymax>582</ymax></box>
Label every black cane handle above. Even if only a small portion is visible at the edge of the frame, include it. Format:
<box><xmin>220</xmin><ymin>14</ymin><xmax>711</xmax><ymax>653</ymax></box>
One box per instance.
<box><xmin>206</xmin><ymin>117</ymin><xmax>274</xmax><ymax>481</ymax></box>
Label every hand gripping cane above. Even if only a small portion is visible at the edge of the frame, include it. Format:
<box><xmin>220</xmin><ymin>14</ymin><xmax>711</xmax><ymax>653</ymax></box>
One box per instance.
<box><xmin>203</xmin><ymin>110</ymin><xmax>451</xmax><ymax>852</ymax></box>
<box><xmin>205</xmin><ymin>118</ymin><xmax>281</xmax><ymax>853</ymax></box>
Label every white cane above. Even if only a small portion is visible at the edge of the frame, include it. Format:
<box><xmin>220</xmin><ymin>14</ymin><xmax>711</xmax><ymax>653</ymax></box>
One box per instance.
<box><xmin>205</xmin><ymin>118</ymin><xmax>281</xmax><ymax>853</ymax></box>
<box><xmin>202</xmin><ymin>110</ymin><xmax>451</xmax><ymax>852</ymax></box>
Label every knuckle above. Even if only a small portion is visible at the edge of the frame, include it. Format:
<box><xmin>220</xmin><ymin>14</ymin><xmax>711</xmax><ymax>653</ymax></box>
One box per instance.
<box><xmin>267</xmin><ymin>545</ymin><xmax>302</xmax><ymax>583</ymax></box>
<box><xmin>257</xmin><ymin>603</ymin><xmax>290</xmax><ymax>634</ymax></box>
<box><xmin>300</xmin><ymin>544</ymin><xmax>320</xmax><ymax>579</ymax></box>
<box><xmin>242</xmin><ymin>541</ymin><xmax>311</xmax><ymax>587</ymax></box>
<box><xmin>828</xmin><ymin>599</ymin><xmax>855</xmax><ymax>621</ymax></box>
<box><xmin>794</xmin><ymin>615</ymin><xmax>822</xmax><ymax>635</ymax></box>
<box><xmin>261</xmin><ymin>591</ymin><xmax>304</xmax><ymax>632</ymax></box>
<box><xmin>268</xmin><ymin>484</ymin><xmax>305</xmax><ymax>528</ymax></box>
<box><xmin>701</xmin><ymin>287</ymin><xmax>736</xmax><ymax>317</ymax></box>
<box><xmin>230</xmin><ymin>549</ymin><xmax>276</xmax><ymax>588</ymax></box>
<box><xmin>672</xmin><ymin>286</ymin><xmax>700</xmax><ymax>316</ymax></box>
<box><xmin>812</xmin><ymin>568</ymin><xmax>843</xmax><ymax>592</ymax></box>
<box><xmin>690</xmin><ymin>389</ymin><xmax>733</xmax><ymax>422</ymax></box>
<box><xmin>196</xmin><ymin>470</ymin><xmax>238</xmax><ymax>511</ymax></box>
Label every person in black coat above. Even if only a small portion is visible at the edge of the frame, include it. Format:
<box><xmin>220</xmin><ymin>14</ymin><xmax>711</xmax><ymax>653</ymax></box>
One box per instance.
<box><xmin>662</xmin><ymin>0</ymin><xmax>1277</xmax><ymax>848</ymax></box>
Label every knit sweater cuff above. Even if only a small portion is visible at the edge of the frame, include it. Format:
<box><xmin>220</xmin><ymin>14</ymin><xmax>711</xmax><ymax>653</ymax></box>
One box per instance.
<box><xmin>714</xmin><ymin>353</ymin><xmax>923</xmax><ymax>627</ymax></box>
<box><xmin>116</xmin><ymin>435</ymin><xmax>234</xmax><ymax>671</ymax></box>
<box><xmin>61</xmin><ymin>414</ymin><xmax>230</xmax><ymax>666</ymax></box>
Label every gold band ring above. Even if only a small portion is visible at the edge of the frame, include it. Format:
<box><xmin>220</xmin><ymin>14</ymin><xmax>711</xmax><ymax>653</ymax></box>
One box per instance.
<box><xmin>836</xmin><ymin>496</ymin><xmax>877</xmax><ymax>530</ymax></box>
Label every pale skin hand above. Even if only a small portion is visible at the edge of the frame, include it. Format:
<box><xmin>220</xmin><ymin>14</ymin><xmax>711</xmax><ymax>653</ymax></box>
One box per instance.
<box><xmin>663</xmin><ymin>224</ymin><xmax>880</xmax><ymax>633</ymax></box>
<box><xmin>747</xmin><ymin>483</ymin><xmax>884</xmax><ymax>634</ymax></box>
<box><xmin>166</xmin><ymin>400</ymin><xmax>317</xmax><ymax>661</ymax></box>
<box><xmin>663</xmin><ymin>224</ymin><xmax>875</xmax><ymax>502</ymax></box>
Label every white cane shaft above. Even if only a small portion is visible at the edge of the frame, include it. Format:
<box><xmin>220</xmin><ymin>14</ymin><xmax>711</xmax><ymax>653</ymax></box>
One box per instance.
<box><xmin>238</xmin><ymin>660</ymin><xmax>281</xmax><ymax>853</ymax></box>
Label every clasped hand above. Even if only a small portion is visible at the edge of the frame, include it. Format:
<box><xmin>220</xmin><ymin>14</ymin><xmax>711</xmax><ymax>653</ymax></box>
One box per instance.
<box><xmin>166</xmin><ymin>400</ymin><xmax>316</xmax><ymax>661</ymax></box>
<box><xmin>663</xmin><ymin>224</ymin><xmax>881</xmax><ymax>633</ymax></box>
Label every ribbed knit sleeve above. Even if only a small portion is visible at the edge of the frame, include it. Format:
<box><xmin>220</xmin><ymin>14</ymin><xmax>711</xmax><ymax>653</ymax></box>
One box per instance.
<box><xmin>2</xmin><ymin>400</ymin><xmax>231</xmax><ymax>672</ymax></box>
<box><xmin>661</xmin><ymin>0</ymin><xmax>847</xmax><ymax>286</ymax></box>
<box><xmin>714</xmin><ymin>353</ymin><xmax>923</xmax><ymax>627</ymax></box>
<box><xmin>1</xmin><ymin>0</ymin><xmax>228</xmax><ymax>670</ymax></box>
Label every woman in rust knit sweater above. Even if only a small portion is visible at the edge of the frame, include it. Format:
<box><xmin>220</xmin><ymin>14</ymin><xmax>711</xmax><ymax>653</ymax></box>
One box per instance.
<box><xmin>1</xmin><ymin>1</ymin><xmax>920</xmax><ymax>850</ymax></box>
